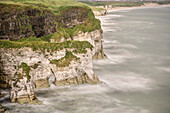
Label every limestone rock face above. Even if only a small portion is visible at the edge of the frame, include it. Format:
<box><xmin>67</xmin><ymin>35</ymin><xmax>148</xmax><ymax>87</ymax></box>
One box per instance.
<box><xmin>10</xmin><ymin>76</ymin><xmax>39</xmax><ymax>104</ymax></box>
<box><xmin>73</xmin><ymin>29</ymin><xmax>107</xmax><ymax>59</ymax></box>
<box><xmin>0</xmin><ymin>47</ymin><xmax>100</xmax><ymax>103</ymax></box>
<box><xmin>51</xmin><ymin>49</ymin><xmax>100</xmax><ymax>86</ymax></box>
<box><xmin>0</xmin><ymin>48</ymin><xmax>64</xmax><ymax>89</ymax></box>
<box><xmin>10</xmin><ymin>62</ymin><xmax>40</xmax><ymax>104</ymax></box>
<box><xmin>54</xmin><ymin>29</ymin><xmax>107</xmax><ymax>59</ymax></box>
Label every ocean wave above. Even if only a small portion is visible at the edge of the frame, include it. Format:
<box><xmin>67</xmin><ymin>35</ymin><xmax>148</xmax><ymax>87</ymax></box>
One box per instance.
<box><xmin>102</xmin><ymin>72</ymin><xmax>155</xmax><ymax>92</ymax></box>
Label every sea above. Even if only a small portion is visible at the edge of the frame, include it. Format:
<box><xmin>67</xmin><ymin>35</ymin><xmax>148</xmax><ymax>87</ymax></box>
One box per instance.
<box><xmin>1</xmin><ymin>6</ymin><xmax>170</xmax><ymax>113</ymax></box>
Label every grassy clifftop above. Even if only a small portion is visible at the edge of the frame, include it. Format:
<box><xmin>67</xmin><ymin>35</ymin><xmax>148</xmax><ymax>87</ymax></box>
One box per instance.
<box><xmin>0</xmin><ymin>0</ymin><xmax>101</xmax><ymax>52</ymax></box>
<box><xmin>80</xmin><ymin>1</ymin><xmax>170</xmax><ymax>8</ymax></box>
<box><xmin>0</xmin><ymin>0</ymin><xmax>103</xmax><ymax>12</ymax></box>
<box><xmin>0</xmin><ymin>0</ymin><xmax>101</xmax><ymax>40</ymax></box>
<box><xmin>0</xmin><ymin>0</ymin><xmax>83</xmax><ymax>9</ymax></box>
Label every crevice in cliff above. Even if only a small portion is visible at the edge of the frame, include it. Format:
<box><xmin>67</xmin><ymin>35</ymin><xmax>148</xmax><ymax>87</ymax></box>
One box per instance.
<box><xmin>49</xmin><ymin>69</ymin><xmax>56</xmax><ymax>87</ymax></box>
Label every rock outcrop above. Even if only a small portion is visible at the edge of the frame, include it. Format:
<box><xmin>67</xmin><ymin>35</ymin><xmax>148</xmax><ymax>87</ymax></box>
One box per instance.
<box><xmin>72</xmin><ymin>29</ymin><xmax>107</xmax><ymax>59</ymax></box>
<box><xmin>51</xmin><ymin>29</ymin><xmax>107</xmax><ymax>59</ymax></box>
<box><xmin>10</xmin><ymin>62</ymin><xmax>40</xmax><ymax>104</ymax></box>
<box><xmin>93</xmin><ymin>9</ymin><xmax>108</xmax><ymax>16</ymax></box>
<box><xmin>0</xmin><ymin>40</ymin><xmax>100</xmax><ymax>103</ymax></box>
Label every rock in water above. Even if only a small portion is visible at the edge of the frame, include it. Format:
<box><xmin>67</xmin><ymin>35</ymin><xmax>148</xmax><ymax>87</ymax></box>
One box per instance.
<box><xmin>10</xmin><ymin>62</ymin><xmax>41</xmax><ymax>104</ymax></box>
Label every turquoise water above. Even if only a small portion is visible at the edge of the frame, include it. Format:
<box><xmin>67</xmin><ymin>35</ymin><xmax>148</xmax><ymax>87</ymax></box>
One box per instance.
<box><xmin>1</xmin><ymin>6</ymin><xmax>170</xmax><ymax>113</ymax></box>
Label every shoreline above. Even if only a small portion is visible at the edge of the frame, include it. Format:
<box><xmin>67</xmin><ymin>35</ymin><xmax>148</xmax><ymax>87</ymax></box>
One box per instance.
<box><xmin>107</xmin><ymin>3</ymin><xmax>170</xmax><ymax>12</ymax></box>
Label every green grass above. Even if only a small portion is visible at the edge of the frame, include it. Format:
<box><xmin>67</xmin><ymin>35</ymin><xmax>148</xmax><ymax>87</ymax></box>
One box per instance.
<box><xmin>17</xmin><ymin>37</ymin><xmax>43</xmax><ymax>42</ymax></box>
<box><xmin>0</xmin><ymin>0</ymin><xmax>100</xmax><ymax>52</ymax></box>
<box><xmin>0</xmin><ymin>0</ymin><xmax>84</xmax><ymax>9</ymax></box>
<box><xmin>0</xmin><ymin>0</ymin><xmax>105</xmax><ymax>13</ymax></box>
<box><xmin>80</xmin><ymin>1</ymin><xmax>170</xmax><ymax>8</ymax></box>
<box><xmin>79</xmin><ymin>1</ymin><xmax>106</xmax><ymax>6</ymax></box>
<box><xmin>111</xmin><ymin>2</ymin><xmax>144</xmax><ymax>7</ymax></box>
<box><xmin>18</xmin><ymin>62</ymin><xmax>31</xmax><ymax>80</ymax></box>
<box><xmin>40</xmin><ymin>34</ymin><xmax>55</xmax><ymax>42</ymax></box>
<box><xmin>13</xmin><ymin>62</ymin><xmax>31</xmax><ymax>86</ymax></box>
<box><xmin>0</xmin><ymin>0</ymin><xmax>97</xmax><ymax>13</ymax></box>
<box><xmin>17</xmin><ymin>34</ymin><xmax>54</xmax><ymax>42</ymax></box>
<box><xmin>50</xmin><ymin>51</ymin><xmax>80</xmax><ymax>67</ymax></box>
<box><xmin>0</xmin><ymin>40</ymin><xmax>93</xmax><ymax>53</ymax></box>
<box><xmin>80</xmin><ymin>1</ymin><xmax>144</xmax><ymax>7</ymax></box>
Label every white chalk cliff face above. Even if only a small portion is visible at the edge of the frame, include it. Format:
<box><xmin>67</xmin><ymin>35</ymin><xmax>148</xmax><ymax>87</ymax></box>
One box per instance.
<box><xmin>51</xmin><ymin>29</ymin><xmax>107</xmax><ymax>60</ymax></box>
<box><xmin>73</xmin><ymin>29</ymin><xmax>107</xmax><ymax>59</ymax></box>
<box><xmin>10</xmin><ymin>67</ymin><xmax>39</xmax><ymax>104</ymax></box>
<box><xmin>93</xmin><ymin>9</ymin><xmax>108</xmax><ymax>16</ymax></box>
<box><xmin>0</xmin><ymin>45</ymin><xmax>100</xmax><ymax>103</ymax></box>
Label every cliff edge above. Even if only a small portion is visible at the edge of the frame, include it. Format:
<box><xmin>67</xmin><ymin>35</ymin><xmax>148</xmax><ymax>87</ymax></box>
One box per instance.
<box><xmin>0</xmin><ymin>2</ymin><xmax>106</xmax><ymax>104</ymax></box>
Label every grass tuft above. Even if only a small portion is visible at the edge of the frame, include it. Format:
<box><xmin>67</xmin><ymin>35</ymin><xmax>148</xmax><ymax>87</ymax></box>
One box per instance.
<box><xmin>0</xmin><ymin>40</ymin><xmax>93</xmax><ymax>53</ymax></box>
<box><xmin>50</xmin><ymin>51</ymin><xmax>80</xmax><ymax>67</ymax></box>
<box><xmin>18</xmin><ymin>62</ymin><xmax>31</xmax><ymax>80</ymax></box>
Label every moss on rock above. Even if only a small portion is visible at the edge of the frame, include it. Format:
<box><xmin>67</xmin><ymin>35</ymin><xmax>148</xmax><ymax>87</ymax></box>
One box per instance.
<box><xmin>50</xmin><ymin>51</ymin><xmax>80</xmax><ymax>67</ymax></box>
<box><xmin>18</xmin><ymin>62</ymin><xmax>31</xmax><ymax>80</ymax></box>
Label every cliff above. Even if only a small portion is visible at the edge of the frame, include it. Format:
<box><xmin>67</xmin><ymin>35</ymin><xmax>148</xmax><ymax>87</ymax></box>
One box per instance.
<box><xmin>0</xmin><ymin>2</ymin><xmax>106</xmax><ymax>104</ymax></box>
<box><xmin>93</xmin><ymin>9</ymin><xmax>108</xmax><ymax>16</ymax></box>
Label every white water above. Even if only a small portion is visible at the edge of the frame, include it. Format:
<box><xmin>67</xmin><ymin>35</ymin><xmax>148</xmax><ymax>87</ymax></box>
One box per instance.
<box><xmin>1</xmin><ymin>7</ymin><xmax>170</xmax><ymax>113</ymax></box>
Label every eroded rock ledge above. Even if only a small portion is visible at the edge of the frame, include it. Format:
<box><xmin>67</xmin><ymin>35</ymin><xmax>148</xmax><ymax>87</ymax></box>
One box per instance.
<box><xmin>0</xmin><ymin>41</ymin><xmax>100</xmax><ymax>104</ymax></box>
